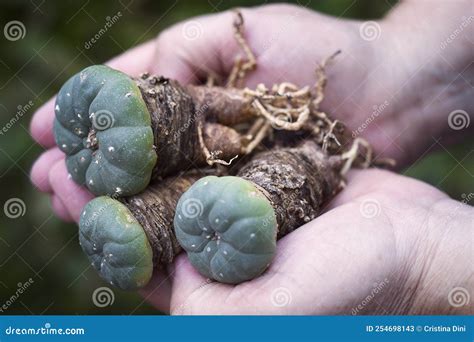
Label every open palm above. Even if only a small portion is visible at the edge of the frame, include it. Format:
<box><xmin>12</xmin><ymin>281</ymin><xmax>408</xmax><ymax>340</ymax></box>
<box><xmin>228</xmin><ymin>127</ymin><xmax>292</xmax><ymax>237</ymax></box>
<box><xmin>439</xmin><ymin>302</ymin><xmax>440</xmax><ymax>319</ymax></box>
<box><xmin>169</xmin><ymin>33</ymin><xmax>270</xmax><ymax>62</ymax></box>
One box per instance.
<box><xmin>29</xmin><ymin>4</ymin><xmax>471</xmax><ymax>315</ymax></box>
<box><xmin>141</xmin><ymin>169</ymin><xmax>454</xmax><ymax>315</ymax></box>
<box><xmin>30</xmin><ymin>4</ymin><xmax>387</xmax><ymax>221</ymax></box>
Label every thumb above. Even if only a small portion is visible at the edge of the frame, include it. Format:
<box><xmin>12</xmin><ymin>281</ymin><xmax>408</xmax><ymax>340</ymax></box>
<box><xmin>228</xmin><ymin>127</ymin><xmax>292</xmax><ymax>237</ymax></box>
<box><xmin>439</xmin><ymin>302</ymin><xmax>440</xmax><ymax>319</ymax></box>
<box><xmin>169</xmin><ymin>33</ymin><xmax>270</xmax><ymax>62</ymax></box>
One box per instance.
<box><xmin>149</xmin><ymin>10</ymin><xmax>246</xmax><ymax>84</ymax></box>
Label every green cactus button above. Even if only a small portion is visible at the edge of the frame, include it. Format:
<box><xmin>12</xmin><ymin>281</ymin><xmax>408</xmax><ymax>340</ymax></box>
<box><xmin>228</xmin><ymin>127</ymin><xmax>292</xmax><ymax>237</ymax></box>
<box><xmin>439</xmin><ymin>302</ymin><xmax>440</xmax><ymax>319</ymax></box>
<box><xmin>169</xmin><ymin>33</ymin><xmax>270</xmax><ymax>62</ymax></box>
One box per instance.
<box><xmin>53</xmin><ymin>65</ymin><xmax>157</xmax><ymax>196</ymax></box>
<box><xmin>174</xmin><ymin>176</ymin><xmax>278</xmax><ymax>284</ymax></box>
<box><xmin>79</xmin><ymin>196</ymin><xmax>153</xmax><ymax>290</ymax></box>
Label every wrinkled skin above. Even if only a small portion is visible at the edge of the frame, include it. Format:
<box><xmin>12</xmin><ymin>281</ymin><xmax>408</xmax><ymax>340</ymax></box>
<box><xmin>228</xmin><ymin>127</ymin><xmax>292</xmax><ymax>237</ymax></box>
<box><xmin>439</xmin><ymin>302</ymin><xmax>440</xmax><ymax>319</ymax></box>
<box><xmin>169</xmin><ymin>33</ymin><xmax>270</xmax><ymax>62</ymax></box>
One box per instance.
<box><xmin>30</xmin><ymin>3</ymin><xmax>473</xmax><ymax>314</ymax></box>
<box><xmin>141</xmin><ymin>169</ymin><xmax>472</xmax><ymax>314</ymax></box>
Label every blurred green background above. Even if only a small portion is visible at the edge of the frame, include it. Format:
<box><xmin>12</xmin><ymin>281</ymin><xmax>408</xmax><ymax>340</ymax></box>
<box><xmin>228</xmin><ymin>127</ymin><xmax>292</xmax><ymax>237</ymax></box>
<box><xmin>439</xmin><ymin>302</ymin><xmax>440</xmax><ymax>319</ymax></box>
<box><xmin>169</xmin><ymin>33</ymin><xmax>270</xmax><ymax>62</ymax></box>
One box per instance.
<box><xmin>0</xmin><ymin>0</ymin><xmax>471</xmax><ymax>315</ymax></box>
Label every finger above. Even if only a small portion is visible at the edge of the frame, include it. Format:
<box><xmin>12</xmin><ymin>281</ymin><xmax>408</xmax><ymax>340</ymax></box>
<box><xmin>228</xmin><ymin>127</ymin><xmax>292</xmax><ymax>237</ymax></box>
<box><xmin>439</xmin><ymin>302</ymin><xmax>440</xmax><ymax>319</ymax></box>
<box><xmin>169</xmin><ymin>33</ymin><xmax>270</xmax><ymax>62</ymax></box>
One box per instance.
<box><xmin>50</xmin><ymin>195</ymin><xmax>73</xmax><ymax>222</ymax></box>
<box><xmin>168</xmin><ymin>254</ymin><xmax>222</xmax><ymax>314</ymax></box>
<box><xmin>106</xmin><ymin>40</ymin><xmax>158</xmax><ymax>76</ymax></box>
<box><xmin>328</xmin><ymin>168</ymin><xmax>446</xmax><ymax>209</ymax></box>
<box><xmin>138</xmin><ymin>270</ymin><xmax>172</xmax><ymax>313</ymax></box>
<box><xmin>30</xmin><ymin>40</ymin><xmax>158</xmax><ymax>148</ymax></box>
<box><xmin>30</xmin><ymin>10</ymin><xmax>248</xmax><ymax>148</ymax></box>
<box><xmin>169</xmin><ymin>200</ymin><xmax>396</xmax><ymax>314</ymax></box>
<box><xmin>30</xmin><ymin>147</ymin><xmax>65</xmax><ymax>193</ymax></box>
<box><xmin>29</xmin><ymin>98</ymin><xmax>57</xmax><ymax>148</ymax></box>
<box><xmin>151</xmin><ymin>10</ymin><xmax>249</xmax><ymax>84</ymax></box>
<box><xmin>168</xmin><ymin>170</ymin><xmax>400</xmax><ymax>314</ymax></box>
<box><xmin>323</xmin><ymin>169</ymin><xmax>388</xmax><ymax>210</ymax></box>
<box><xmin>48</xmin><ymin>160</ymin><xmax>94</xmax><ymax>222</ymax></box>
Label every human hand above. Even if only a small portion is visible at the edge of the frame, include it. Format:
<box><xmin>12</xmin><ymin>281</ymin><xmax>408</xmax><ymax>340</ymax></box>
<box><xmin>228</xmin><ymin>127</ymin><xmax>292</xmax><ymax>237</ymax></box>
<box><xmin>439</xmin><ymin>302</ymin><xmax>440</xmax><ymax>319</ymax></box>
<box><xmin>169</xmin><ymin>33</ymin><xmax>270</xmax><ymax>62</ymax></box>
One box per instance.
<box><xmin>30</xmin><ymin>3</ymin><xmax>471</xmax><ymax>222</ymax></box>
<box><xmin>29</xmin><ymin>4</ymin><xmax>389</xmax><ymax>221</ymax></box>
<box><xmin>28</xmin><ymin>4</ymin><xmax>472</xmax><ymax>314</ymax></box>
<box><xmin>140</xmin><ymin>168</ymin><xmax>472</xmax><ymax>315</ymax></box>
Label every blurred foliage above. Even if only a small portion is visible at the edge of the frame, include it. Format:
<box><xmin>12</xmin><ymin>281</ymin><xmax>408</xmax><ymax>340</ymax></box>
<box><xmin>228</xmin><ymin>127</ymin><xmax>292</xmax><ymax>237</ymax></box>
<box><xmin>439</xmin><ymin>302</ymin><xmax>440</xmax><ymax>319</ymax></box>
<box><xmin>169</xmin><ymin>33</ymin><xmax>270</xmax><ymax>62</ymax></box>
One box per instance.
<box><xmin>0</xmin><ymin>0</ymin><xmax>471</xmax><ymax>315</ymax></box>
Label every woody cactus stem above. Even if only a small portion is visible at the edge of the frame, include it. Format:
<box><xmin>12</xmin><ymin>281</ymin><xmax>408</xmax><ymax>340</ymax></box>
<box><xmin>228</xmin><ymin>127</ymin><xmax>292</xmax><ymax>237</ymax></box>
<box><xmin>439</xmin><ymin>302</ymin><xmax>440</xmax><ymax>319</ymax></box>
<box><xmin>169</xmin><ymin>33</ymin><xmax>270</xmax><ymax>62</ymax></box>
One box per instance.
<box><xmin>237</xmin><ymin>141</ymin><xmax>344</xmax><ymax>237</ymax></box>
<box><xmin>54</xmin><ymin>65</ymin><xmax>257</xmax><ymax>197</ymax></box>
<box><xmin>174</xmin><ymin>141</ymin><xmax>345</xmax><ymax>284</ymax></box>
<box><xmin>79</xmin><ymin>173</ymin><xmax>202</xmax><ymax>290</ymax></box>
<box><xmin>135</xmin><ymin>74</ymin><xmax>251</xmax><ymax>177</ymax></box>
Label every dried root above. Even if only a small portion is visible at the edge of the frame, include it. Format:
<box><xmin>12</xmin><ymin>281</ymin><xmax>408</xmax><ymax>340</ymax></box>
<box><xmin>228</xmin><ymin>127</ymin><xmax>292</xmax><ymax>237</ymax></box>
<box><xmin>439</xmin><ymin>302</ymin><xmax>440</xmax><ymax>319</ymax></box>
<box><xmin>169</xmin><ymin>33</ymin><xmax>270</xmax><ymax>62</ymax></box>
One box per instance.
<box><xmin>226</xmin><ymin>10</ymin><xmax>257</xmax><ymax>88</ymax></box>
<box><xmin>195</xmin><ymin>11</ymin><xmax>367</xmax><ymax>172</ymax></box>
<box><xmin>147</xmin><ymin>10</ymin><xmax>380</xmax><ymax>176</ymax></box>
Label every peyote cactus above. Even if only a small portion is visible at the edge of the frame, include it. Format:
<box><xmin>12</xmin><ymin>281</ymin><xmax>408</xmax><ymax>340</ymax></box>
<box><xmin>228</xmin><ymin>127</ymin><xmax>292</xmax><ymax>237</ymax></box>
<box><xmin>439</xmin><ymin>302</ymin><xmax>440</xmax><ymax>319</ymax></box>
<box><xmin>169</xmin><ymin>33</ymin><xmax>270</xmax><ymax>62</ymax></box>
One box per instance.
<box><xmin>174</xmin><ymin>141</ymin><xmax>346</xmax><ymax>284</ymax></box>
<box><xmin>79</xmin><ymin>174</ymin><xmax>200</xmax><ymax>290</ymax></box>
<box><xmin>79</xmin><ymin>196</ymin><xmax>154</xmax><ymax>290</ymax></box>
<box><xmin>53</xmin><ymin>65</ymin><xmax>257</xmax><ymax>197</ymax></box>
<box><xmin>174</xmin><ymin>176</ymin><xmax>278</xmax><ymax>284</ymax></box>
<box><xmin>54</xmin><ymin>65</ymin><xmax>157</xmax><ymax>196</ymax></box>
<box><xmin>53</xmin><ymin>11</ymin><xmax>379</xmax><ymax>293</ymax></box>
<box><xmin>79</xmin><ymin>140</ymin><xmax>367</xmax><ymax>289</ymax></box>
